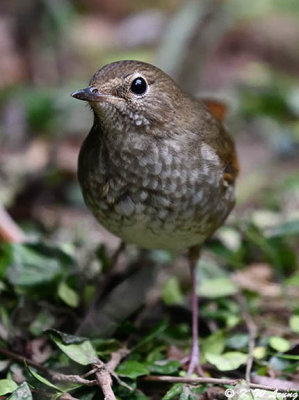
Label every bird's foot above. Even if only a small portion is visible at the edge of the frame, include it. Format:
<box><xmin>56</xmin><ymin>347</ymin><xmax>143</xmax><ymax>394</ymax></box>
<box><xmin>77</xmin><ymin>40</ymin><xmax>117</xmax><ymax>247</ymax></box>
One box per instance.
<box><xmin>181</xmin><ymin>344</ymin><xmax>205</xmax><ymax>377</ymax></box>
<box><xmin>187</xmin><ymin>354</ymin><xmax>205</xmax><ymax>377</ymax></box>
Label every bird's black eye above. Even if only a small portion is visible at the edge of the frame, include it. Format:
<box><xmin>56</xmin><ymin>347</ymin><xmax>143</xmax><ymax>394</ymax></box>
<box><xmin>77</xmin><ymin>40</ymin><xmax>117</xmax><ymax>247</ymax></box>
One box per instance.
<box><xmin>130</xmin><ymin>77</ymin><xmax>147</xmax><ymax>95</ymax></box>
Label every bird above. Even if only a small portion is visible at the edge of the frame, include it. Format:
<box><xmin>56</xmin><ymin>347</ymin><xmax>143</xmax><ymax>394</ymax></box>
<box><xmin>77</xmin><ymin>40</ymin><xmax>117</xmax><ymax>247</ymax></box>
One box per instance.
<box><xmin>71</xmin><ymin>60</ymin><xmax>239</xmax><ymax>375</ymax></box>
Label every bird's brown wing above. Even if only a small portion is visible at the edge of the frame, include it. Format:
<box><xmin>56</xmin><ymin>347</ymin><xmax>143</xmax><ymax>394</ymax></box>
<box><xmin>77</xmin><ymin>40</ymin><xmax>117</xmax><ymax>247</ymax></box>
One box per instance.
<box><xmin>220</xmin><ymin>127</ymin><xmax>239</xmax><ymax>185</ymax></box>
<box><xmin>200</xmin><ymin>98</ymin><xmax>239</xmax><ymax>186</ymax></box>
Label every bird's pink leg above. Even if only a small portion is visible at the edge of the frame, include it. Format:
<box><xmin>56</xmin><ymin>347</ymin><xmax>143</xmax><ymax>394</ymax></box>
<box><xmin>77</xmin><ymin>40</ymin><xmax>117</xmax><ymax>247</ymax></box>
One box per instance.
<box><xmin>187</xmin><ymin>246</ymin><xmax>205</xmax><ymax>376</ymax></box>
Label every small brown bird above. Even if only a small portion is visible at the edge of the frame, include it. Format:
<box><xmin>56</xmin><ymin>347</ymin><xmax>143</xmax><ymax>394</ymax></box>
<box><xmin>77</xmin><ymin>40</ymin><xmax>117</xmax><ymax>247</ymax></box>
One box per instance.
<box><xmin>72</xmin><ymin>60</ymin><xmax>238</xmax><ymax>375</ymax></box>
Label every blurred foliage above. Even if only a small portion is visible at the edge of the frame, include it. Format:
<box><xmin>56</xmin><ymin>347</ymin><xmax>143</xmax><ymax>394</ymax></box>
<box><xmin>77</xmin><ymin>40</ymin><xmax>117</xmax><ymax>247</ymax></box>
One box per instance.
<box><xmin>0</xmin><ymin>215</ymin><xmax>298</xmax><ymax>398</ymax></box>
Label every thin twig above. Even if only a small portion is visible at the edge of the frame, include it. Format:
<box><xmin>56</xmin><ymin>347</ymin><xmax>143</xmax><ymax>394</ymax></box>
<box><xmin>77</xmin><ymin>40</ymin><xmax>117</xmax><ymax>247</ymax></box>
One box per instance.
<box><xmin>112</xmin><ymin>372</ymin><xmax>134</xmax><ymax>391</ymax></box>
<box><xmin>95</xmin><ymin>366</ymin><xmax>115</xmax><ymax>400</ymax></box>
<box><xmin>51</xmin><ymin>373</ymin><xmax>96</xmax><ymax>386</ymax></box>
<box><xmin>0</xmin><ymin>346</ymin><xmax>97</xmax><ymax>386</ymax></box>
<box><xmin>0</xmin><ymin>345</ymin><xmax>129</xmax><ymax>398</ymax></box>
<box><xmin>81</xmin><ymin>367</ymin><xmax>98</xmax><ymax>378</ymax></box>
<box><xmin>106</xmin><ymin>348</ymin><xmax>129</xmax><ymax>371</ymax></box>
<box><xmin>143</xmin><ymin>375</ymin><xmax>299</xmax><ymax>392</ymax></box>
<box><xmin>94</xmin><ymin>348</ymin><xmax>129</xmax><ymax>400</ymax></box>
<box><xmin>0</xmin><ymin>347</ymin><xmax>49</xmax><ymax>375</ymax></box>
<box><xmin>235</xmin><ymin>292</ymin><xmax>258</xmax><ymax>382</ymax></box>
<box><xmin>58</xmin><ymin>395</ymin><xmax>79</xmax><ymax>400</ymax></box>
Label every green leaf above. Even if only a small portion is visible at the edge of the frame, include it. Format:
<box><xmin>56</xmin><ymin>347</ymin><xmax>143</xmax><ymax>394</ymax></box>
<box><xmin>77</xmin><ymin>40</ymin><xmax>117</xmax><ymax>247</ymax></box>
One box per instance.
<box><xmin>269</xmin><ymin>356</ymin><xmax>290</xmax><ymax>371</ymax></box>
<box><xmin>226</xmin><ymin>315</ymin><xmax>241</xmax><ymax>329</ymax></box>
<box><xmin>93</xmin><ymin>338</ymin><xmax>120</xmax><ymax>355</ymax></box>
<box><xmin>232</xmin><ymin>380</ymin><xmax>254</xmax><ymax>400</ymax></box>
<box><xmin>0</xmin><ymin>244</ymin><xmax>11</xmax><ymax>279</ymax></box>
<box><xmin>163</xmin><ymin>384</ymin><xmax>206</xmax><ymax>400</ymax></box>
<box><xmin>46</xmin><ymin>329</ymin><xmax>87</xmax><ymax>344</ymax></box>
<box><xmin>28</xmin><ymin>367</ymin><xmax>63</xmax><ymax>392</ymax></box>
<box><xmin>49</xmin><ymin>332</ymin><xmax>98</xmax><ymax>365</ymax></box>
<box><xmin>269</xmin><ymin>336</ymin><xmax>291</xmax><ymax>353</ymax></box>
<box><xmin>132</xmin><ymin>321</ymin><xmax>168</xmax><ymax>352</ymax></box>
<box><xmin>132</xmin><ymin>391</ymin><xmax>149</xmax><ymax>400</ymax></box>
<box><xmin>226</xmin><ymin>334</ymin><xmax>249</xmax><ymax>350</ymax></box>
<box><xmin>0</xmin><ymin>379</ymin><xmax>18</xmax><ymax>396</ymax></box>
<box><xmin>162</xmin><ymin>276</ymin><xmax>183</xmax><ymax>305</ymax></box>
<box><xmin>7</xmin><ymin>382</ymin><xmax>33</xmax><ymax>400</ymax></box>
<box><xmin>199</xmin><ymin>278</ymin><xmax>238</xmax><ymax>298</ymax></box>
<box><xmin>290</xmin><ymin>315</ymin><xmax>299</xmax><ymax>333</ymax></box>
<box><xmin>58</xmin><ymin>281</ymin><xmax>79</xmax><ymax>307</ymax></box>
<box><xmin>268</xmin><ymin>219</ymin><xmax>299</xmax><ymax>238</ymax></box>
<box><xmin>5</xmin><ymin>243</ymin><xmax>73</xmax><ymax>287</ymax></box>
<box><xmin>147</xmin><ymin>360</ymin><xmax>181</xmax><ymax>374</ymax></box>
<box><xmin>163</xmin><ymin>383</ymin><xmax>184</xmax><ymax>400</ymax></box>
<box><xmin>201</xmin><ymin>330</ymin><xmax>226</xmax><ymax>359</ymax></box>
<box><xmin>253</xmin><ymin>346</ymin><xmax>266</xmax><ymax>360</ymax></box>
<box><xmin>206</xmin><ymin>351</ymin><xmax>248</xmax><ymax>371</ymax></box>
<box><xmin>117</xmin><ymin>360</ymin><xmax>150</xmax><ymax>379</ymax></box>
<box><xmin>180</xmin><ymin>385</ymin><xmax>205</xmax><ymax>400</ymax></box>
<box><xmin>272</xmin><ymin>353</ymin><xmax>299</xmax><ymax>360</ymax></box>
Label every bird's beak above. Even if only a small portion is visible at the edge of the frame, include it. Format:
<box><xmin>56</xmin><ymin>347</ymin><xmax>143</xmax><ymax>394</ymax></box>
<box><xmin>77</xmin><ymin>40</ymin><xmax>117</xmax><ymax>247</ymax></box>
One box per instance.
<box><xmin>71</xmin><ymin>87</ymin><xmax>108</xmax><ymax>102</ymax></box>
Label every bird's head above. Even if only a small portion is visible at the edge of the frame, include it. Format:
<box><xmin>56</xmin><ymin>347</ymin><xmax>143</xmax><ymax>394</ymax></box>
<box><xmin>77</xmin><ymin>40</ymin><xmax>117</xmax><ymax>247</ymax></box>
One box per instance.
<box><xmin>71</xmin><ymin>60</ymin><xmax>185</xmax><ymax>134</ymax></box>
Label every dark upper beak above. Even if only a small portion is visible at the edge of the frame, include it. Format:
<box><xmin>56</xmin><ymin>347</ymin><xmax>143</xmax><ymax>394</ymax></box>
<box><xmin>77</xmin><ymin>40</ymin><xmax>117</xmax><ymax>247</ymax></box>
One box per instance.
<box><xmin>71</xmin><ymin>87</ymin><xmax>106</xmax><ymax>102</ymax></box>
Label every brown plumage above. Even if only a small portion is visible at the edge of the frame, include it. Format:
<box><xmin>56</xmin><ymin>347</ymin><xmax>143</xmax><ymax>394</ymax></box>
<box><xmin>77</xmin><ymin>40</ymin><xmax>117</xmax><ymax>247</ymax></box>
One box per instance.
<box><xmin>72</xmin><ymin>60</ymin><xmax>238</xmax><ymax>375</ymax></box>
